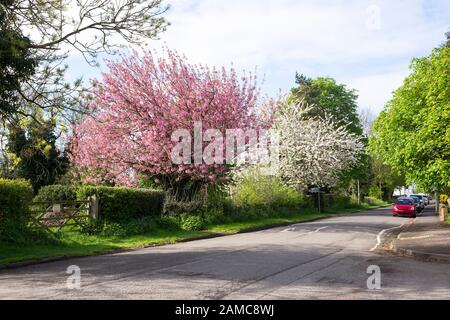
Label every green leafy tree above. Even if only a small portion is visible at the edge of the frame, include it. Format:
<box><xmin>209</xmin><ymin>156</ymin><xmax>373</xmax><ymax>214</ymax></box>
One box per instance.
<box><xmin>0</xmin><ymin>1</ymin><xmax>37</xmax><ymax>120</ymax></box>
<box><xmin>367</xmin><ymin>155</ymin><xmax>405</xmax><ymax>200</ymax></box>
<box><xmin>290</xmin><ymin>74</ymin><xmax>363</xmax><ymax>136</ymax></box>
<box><xmin>370</xmin><ymin>42</ymin><xmax>450</xmax><ymax>192</ymax></box>
<box><xmin>290</xmin><ymin>74</ymin><xmax>367</xmax><ymax>192</ymax></box>
<box><xmin>7</xmin><ymin>113</ymin><xmax>68</xmax><ymax>192</ymax></box>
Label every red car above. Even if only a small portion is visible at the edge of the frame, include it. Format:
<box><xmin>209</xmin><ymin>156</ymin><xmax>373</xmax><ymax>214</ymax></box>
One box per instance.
<box><xmin>392</xmin><ymin>197</ymin><xmax>417</xmax><ymax>218</ymax></box>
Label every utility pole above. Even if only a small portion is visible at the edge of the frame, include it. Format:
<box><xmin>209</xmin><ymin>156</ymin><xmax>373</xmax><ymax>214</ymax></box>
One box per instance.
<box><xmin>318</xmin><ymin>191</ymin><xmax>321</xmax><ymax>213</ymax></box>
<box><xmin>357</xmin><ymin>179</ymin><xmax>361</xmax><ymax>205</ymax></box>
<box><xmin>435</xmin><ymin>190</ymin><xmax>439</xmax><ymax>214</ymax></box>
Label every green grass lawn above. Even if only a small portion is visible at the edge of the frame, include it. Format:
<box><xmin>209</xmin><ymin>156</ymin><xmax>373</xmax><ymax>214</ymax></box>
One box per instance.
<box><xmin>0</xmin><ymin>204</ymin><xmax>387</xmax><ymax>266</ymax></box>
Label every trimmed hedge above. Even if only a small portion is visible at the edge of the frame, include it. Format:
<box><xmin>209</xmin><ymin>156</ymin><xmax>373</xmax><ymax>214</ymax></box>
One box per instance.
<box><xmin>77</xmin><ymin>186</ymin><xmax>165</xmax><ymax>223</ymax></box>
<box><xmin>34</xmin><ymin>184</ymin><xmax>78</xmax><ymax>202</ymax></box>
<box><xmin>0</xmin><ymin>179</ymin><xmax>34</xmax><ymax>242</ymax></box>
<box><xmin>34</xmin><ymin>184</ymin><xmax>165</xmax><ymax>223</ymax></box>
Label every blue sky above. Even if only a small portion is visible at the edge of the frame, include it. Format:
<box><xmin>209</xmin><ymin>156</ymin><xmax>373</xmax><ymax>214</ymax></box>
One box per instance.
<box><xmin>67</xmin><ymin>0</ymin><xmax>450</xmax><ymax>115</ymax></box>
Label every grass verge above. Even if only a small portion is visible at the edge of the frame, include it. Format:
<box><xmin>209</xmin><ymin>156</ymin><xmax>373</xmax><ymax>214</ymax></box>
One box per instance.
<box><xmin>0</xmin><ymin>204</ymin><xmax>387</xmax><ymax>267</ymax></box>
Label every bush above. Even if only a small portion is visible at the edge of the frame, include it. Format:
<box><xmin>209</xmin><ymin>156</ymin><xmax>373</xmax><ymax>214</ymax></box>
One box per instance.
<box><xmin>162</xmin><ymin>192</ymin><xmax>205</xmax><ymax>215</ymax></box>
<box><xmin>230</xmin><ymin>168</ymin><xmax>307</xmax><ymax>216</ymax></box>
<box><xmin>364</xmin><ymin>196</ymin><xmax>386</xmax><ymax>206</ymax></box>
<box><xmin>157</xmin><ymin>215</ymin><xmax>182</xmax><ymax>230</ymax></box>
<box><xmin>34</xmin><ymin>184</ymin><xmax>79</xmax><ymax>202</ymax></box>
<box><xmin>180</xmin><ymin>214</ymin><xmax>206</xmax><ymax>231</ymax></box>
<box><xmin>368</xmin><ymin>184</ymin><xmax>383</xmax><ymax>200</ymax></box>
<box><xmin>0</xmin><ymin>179</ymin><xmax>34</xmax><ymax>242</ymax></box>
<box><xmin>77</xmin><ymin>186</ymin><xmax>165</xmax><ymax>223</ymax></box>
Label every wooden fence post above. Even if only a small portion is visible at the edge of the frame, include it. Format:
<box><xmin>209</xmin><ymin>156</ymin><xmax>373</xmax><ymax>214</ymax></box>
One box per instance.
<box><xmin>89</xmin><ymin>193</ymin><xmax>99</xmax><ymax>220</ymax></box>
<box><xmin>439</xmin><ymin>204</ymin><xmax>448</xmax><ymax>222</ymax></box>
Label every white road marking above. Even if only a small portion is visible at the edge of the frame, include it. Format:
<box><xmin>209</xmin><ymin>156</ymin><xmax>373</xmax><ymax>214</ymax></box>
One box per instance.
<box><xmin>370</xmin><ymin>223</ymin><xmax>407</xmax><ymax>252</ymax></box>
<box><xmin>281</xmin><ymin>226</ymin><xmax>328</xmax><ymax>234</ymax></box>
<box><xmin>398</xmin><ymin>235</ymin><xmax>431</xmax><ymax>240</ymax></box>
<box><xmin>314</xmin><ymin>226</ymin><xmax>328</xmax><ymax>233</ymax></box>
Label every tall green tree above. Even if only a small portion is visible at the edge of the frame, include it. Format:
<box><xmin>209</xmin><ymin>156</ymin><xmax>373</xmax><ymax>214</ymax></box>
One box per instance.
<box><xmin>367</xmin><ymin>155</ymin><xmax>405</xmax><ymax>200</ymax></box>
<box><xmin>370</xmin><ymin>42</ymin><xmax>450</xmax><ymax>192</ymax></box>
<box><xmin>290</xmin><ymin>74</ymin><xmax>363</xmax><ymax>136</ymax></box>
<box><xmin>7</xmin><ymin>113</ymin><xmax>68</xmax><ymax>192</ymax></box>
<box><xmin>0</xmin><ymin>0</ymin><xmax>36</xmax><ymax>120</ymax></box>
<box><xmin>290</xmin><ymin>74</ymin><xmax>367</xmax><ymax>191</ymax></box>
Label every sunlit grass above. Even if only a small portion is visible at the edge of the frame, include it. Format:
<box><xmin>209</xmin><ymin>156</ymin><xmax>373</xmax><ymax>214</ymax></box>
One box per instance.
<box><xmin>0</xmin><ymin>203</ymin><xmax>387</xmax><ymax>266</ymax></box>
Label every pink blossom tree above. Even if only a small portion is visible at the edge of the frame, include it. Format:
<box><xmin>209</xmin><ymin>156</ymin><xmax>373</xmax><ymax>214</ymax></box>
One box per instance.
<box><xmin>69</xmin><ymin>49</ymin><xmax>273</xmax><ymax>194</ymax></box>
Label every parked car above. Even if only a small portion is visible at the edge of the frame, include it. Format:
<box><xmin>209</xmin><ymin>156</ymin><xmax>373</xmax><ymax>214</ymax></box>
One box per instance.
<box><xmin>410</xmin><ymin>194</ymin><xmax>427</xmax><ymax>207</ymax></box>
<box><xmin>416</xmin><ymin>193</ymin><xmax>429</xmax><ymax>205</ymax></box>
<box><xmin>409</xmin><ymin>195</ymin><xmax>424</xmax><ymax>213</ymax></box>
<box><xmin>392</xmin><ymin>197</ymin><xmax>418</xmax><ymax>218</ymax></box>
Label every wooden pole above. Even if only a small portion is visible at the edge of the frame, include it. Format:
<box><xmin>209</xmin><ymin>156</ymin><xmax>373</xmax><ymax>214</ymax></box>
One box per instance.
<box><xmin>89</xmin><ymin>193</ymin><xmax>99</xmax><ymax>220</ymax></box>
<box><xmin>357</xmin><ymin>179</ymin><xmax>361</xmax><ymax>205</ymax></box>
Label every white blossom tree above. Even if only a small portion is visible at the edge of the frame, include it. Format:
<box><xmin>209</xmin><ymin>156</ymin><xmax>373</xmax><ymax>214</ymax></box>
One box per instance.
<box><xmin>274</xmin><ymin>99</ymin><xmax>364</xmax><ymax>190</ymax></box>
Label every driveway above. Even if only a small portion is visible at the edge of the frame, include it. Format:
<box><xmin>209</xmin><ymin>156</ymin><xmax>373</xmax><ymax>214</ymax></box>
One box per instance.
<box><xmin>1</xmin><ymin>206</ymin><xmax>450</xmax><ymax>299</ymax></box>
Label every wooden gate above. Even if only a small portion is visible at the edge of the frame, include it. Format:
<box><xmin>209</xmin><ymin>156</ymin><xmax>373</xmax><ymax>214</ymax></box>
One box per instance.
<box><xmin>30</xmin><ymin>196</ymin><xmax>98</xmax><ymax>233</ymax></box>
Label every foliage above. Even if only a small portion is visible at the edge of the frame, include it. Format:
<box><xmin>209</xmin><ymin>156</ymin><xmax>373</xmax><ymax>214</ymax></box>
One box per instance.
<box><xmin>0</xmin><ymin>178</ymin><xmax>33</xmax><ymax>242</ymax></box>
<box><xmin>290</xmin><ymin>75</ymin><xmax>363</xmax><ymax>136</ymax></box>
<box><xmin>34</xmin><ymin>184</ymin><xmax>79</xmax><ymax>202</ymax></box>
<box><xmin>274</xmin><ymin>99</ymin><xmax>364</xmax><ymax>189</ymax></box>
<box><xmin>77</xmin><ymin>185</ymin><xmax>165</xmax><ymax>223</ymax></box>
<box><xmin>6</xmin><ymin>114</ymin><xmax>69</xmax><ymax>193</ymax></box>
<box><xmin>180</xmin><ymin>214</ymin><xmax>207</xmax><ymax>231</ymax></box>
<box><xmin>366</xmin><ymin>155</ymin><xmax>405</xmax><ymax>200</ymax></box>
<box><xmin>138</xmin><ymin>174</ymin><xmax>163</xmax><ymax>190</ymax></box>
<box><xmin>0</xmin><ymin>2</ymin><xmax>36</xmax><ymax>120</ymax></box>
<box><xmin>290</xmin><ymin>75</ymin><xmax>367</xmax><ymax>187</ymax></box>
<box><xmin>69</xmin><ymin>49</ymin><xmax>272</xmax><ymax>191</ymax></box>
<box><xmin>162</xmin><ymin>192</ymin><xmax>206</xmax><ymax>215</ymax></box>
<box><xmin>363</xmin><ymin>196</ymin><xmax>387</xmax><ymax>207</ymax></box>
<box><xmin>370</xmin><ymin>44</ymin><xmax>450</xmax><ymax>191</ymax></box>
<box><xmin>80</xmin><ymin>216</ymin><xmax>159</xmax><ymax>237</ymax></box>
<box><xmin>368</xmin><ymin>184</ymin><xmax>383</xmax><ymax>199</ymax></box>
<box><xmin>230</xmin><ymin>166</ymin><xmax>306</xmax><ymax>210</ymax></box>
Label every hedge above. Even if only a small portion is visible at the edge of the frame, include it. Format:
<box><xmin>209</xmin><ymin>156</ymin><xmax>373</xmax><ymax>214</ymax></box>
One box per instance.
<box><xmin>34</xmin><ymin>184</ymin><xmax>78</xmax><ymax>202</ymax></box>
<box><xmin>34</xmin><ymin>184</ymin><xmax>165</xmax><ymax>223</ymax></box>
<box><xmin>77</xmin><ymin>186</ymin><xmax>165</xmax><ymax>222</ymax></box>
<box><xmin>0</xmin><ymin>179</ymin><xmax>34</xmax><ymax>241</ymax></box>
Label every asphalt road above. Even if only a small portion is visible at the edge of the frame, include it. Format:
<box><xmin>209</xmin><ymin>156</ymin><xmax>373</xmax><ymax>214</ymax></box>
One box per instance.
<box><xmin>1</xmin><ymin>205</ymin><xmax>450</xmax><ymax>300</ymax></box>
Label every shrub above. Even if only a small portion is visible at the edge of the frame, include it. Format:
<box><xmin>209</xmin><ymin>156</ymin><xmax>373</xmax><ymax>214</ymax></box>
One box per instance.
<box><xmin>157</xmin><ymin>215</ymin><xmax>182</xmax><ymax>230</ymax></box>
<box><xmin>77</xmin><ymin>186</ymin><xmax>165</xmax><ymax>223</ymax></box>
<box><xmin>180</xmin><ymin>214</ymin><xmax>206</xmax><ymax>231</ymax></box>
<box><xmin>162</xmin><ymin>192</ymin><xmax>205</xmax><ymax>215</ymax></box>
<box><xmin>364</xmin><ymin>196</ymin><xmax>386</xmax><ymax>206</ymax></box>
<box><xmin>0</xmin><ymin>179</ymin><xmax>34</xmax><ymax>242</ymax></box>
<box><xmin>34</xmin><ymin>184</ymin><xmax>79</xmax><ymax>202</ymax></box>
<box><xmin>202</xmin><ymin>207</ymin><xmax>230</xmax><ymax>225</ymax></box>
<box><xmin>230</xmin><ymin>168</ymin><xmax>306</xmax><ymax>214</ymax></box>
<box><xmin>368</xmin><ymin>184</ymin><xmax>383</xmax><ymax>200</ymax></box>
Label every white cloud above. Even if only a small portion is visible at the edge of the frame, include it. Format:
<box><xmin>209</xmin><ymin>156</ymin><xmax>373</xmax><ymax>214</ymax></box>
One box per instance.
<box><xmin>146</xmin><ymin>0</ymin><xmax>448</xmax><ymax>113</ymax></box>
<box><xmin>67</xmin><ymin>0</ymin><xmax>450</xmax><ymax>114</ymax></box>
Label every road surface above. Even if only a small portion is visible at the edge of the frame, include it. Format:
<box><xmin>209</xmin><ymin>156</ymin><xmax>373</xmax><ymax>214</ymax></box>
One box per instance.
<box><xmin>1</xmin><ymin>205</ymin><xmax>449</xmax><ymax>299</ymax></box>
